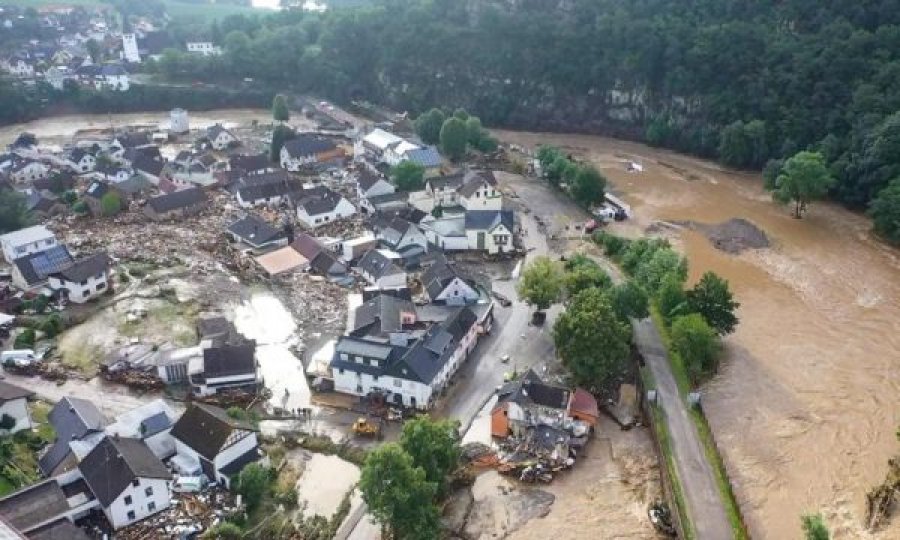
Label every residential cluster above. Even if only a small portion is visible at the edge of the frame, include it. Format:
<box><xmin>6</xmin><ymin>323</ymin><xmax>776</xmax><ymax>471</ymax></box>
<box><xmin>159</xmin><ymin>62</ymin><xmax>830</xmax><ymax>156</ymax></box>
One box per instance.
<box><xmin>0</xmin><ymin>382</ymin><xmax>259</xmax><ymax>538</ymax></box>
<box><xmin>0</xmin><ymin>4</ymin><xmax>222</xmax><ymax>92</ymax></box>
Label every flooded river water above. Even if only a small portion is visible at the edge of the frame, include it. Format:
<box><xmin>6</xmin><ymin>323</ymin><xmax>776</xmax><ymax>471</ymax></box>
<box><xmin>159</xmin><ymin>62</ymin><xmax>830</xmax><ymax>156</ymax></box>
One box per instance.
<box><xmin>498</xmin><ymin>130</ymin><xmax>900</xmax><ymax>539</ymax></box>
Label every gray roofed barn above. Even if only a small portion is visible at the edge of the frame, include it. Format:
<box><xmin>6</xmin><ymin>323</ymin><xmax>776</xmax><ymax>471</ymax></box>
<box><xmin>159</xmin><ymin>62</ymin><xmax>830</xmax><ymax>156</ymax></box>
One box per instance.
<box><xmin>201</xmin><ymin>343</ymin><xmax>257</xmax><ymax>379</ymax></box>
<box><xmin>78</xmin><ymin>436</ymin><xmax>170</xmax><ymax>507</ymax></box>
<box><xmin>0</xmin><ymin>480</ymin><xmax>71</xmax><ymax>533</ymax></box>
<box><xmin>293</xmin><ymin>185</ymin><xmax>346</xmax><ymax>215</ymax></box>
<box><xmin>26</xmin><ymin>517</ymin><xmax>92</xmax><ymax>540</ymax></box>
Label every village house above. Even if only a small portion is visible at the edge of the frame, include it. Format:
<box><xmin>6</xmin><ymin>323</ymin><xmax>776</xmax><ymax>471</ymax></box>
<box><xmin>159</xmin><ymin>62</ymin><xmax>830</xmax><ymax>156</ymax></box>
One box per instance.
<box><xmin>365</xmin><ymin>191</ymin><xmax>411</xmax><ymax>214</ymax></box>
<box><xmin>421</xmin><ymin>256</ymin><xmax>480</xmax><ymax>305</ymax></box>
<box><xmin>144</xmin><ymin>187</ymin><xmax>209</xmax><ymax>221</ymax></box>
<box><xmin>189</xmin><ymin>342</ymin><xmax>259</xmax><ymax>397</ymax></box>
<box><xmin>94</xmin><ymin>64</ymin><xmax>130</xmax><ymax>91</ymax></box>
<box><xmin>39</xmin><ymin>396</ymin><xmax>107</xmax><ymax>477</ymax></box>
<box><xmin>170</xmin><ymin>403</ymin><xmax>262</xmax><ymax>488</ymax></box>
<box><xmin>383</xmin><ymin>139</ymin><xmax>421</xmax><ymax>167</ymax></box>
<box><xmin>420</xmin><ymin>216</ymin><xmax>469</xmax><ymax>251</ymax></box>
<box><xmin>232</xmin><ymin>170</ymin><xmax>302</xmax><ymax>208</ymax></box>
<box><xmin>110</xmin><ymin>132</ymin><xmax>151</xmax><ymax>159</ymax></box>
<box><xmin>310</xmin><ymin>249</ymin><xmax>350</xmax><ymax>282</ymax></box>
<box><xmin>0</xmin><ymin>381</ymin><xmax>34</xmax><ymax>434</ymax></box>
<box><xmin>131</xmin><ymin>153</ymin><xmax>166</xmax><ymax>183</ymax></box>
<box><xmin>491</xmin><ymin>370</ymin><xmax>599</xmax><ymax>439</ymax></box>
<box><xmin>111</xmin><ymin>174</ymin><xmax>153</xmax><ymax>202</ymax></box>
<box><xmin>226</xmin><ymin>214</ymin><xmax>289</xmax><ymax>252</ymax></box>
<box><xmin>458</xmin><ymin>170</ymin><xmax>502</xmax><ymax>210</ymax></box>
<box><xmin>229</xmin><ymin>153</ymin><xmax>275</xmax><ymax>175</ymax></box>
<box><xmin>105</xmin><ymin>400</ymin><xmax>178</xmax><ymax>460</ymax></box>
<box><xmin>96</xmin><ymin>163</ymin><xmax>132</xmax><ymax>184</ymax></box>
<box><xmin>465</xmin><ymin>210</ymin><xmax>515</xmax><ymax>254</ymax></box>
<box><xmin>402</xmin><ymin>146</ymin><xmax>443</xmax><ymax>176</ymax></box>
<box><xmin>66</xmin><ymin>147</ymin><xmax>96</xmax><ymax>173</ymax></box>
<box><xmin>294</xmin><ymin>186</ymin><xmax>356</xmax><ymax>229</ymax></box>
<box><xmin>356</xmin><ymin>249</ymin><xmax>407</xmax><ymax>289</ymax></box>
<box><xmin>78</xmin><ymin>436</ymin><xmax>171</xmax><ymax>529</ymax></box>
<box><xmin>11</xmin><ymin>245</ymin><xmax>74</xmax><ymax>291</ymax></box>
<box><xmin>349</xmin><ymin>291</ymin><xmax>418</xmax><ymax>340</ymax></box>
<box><xmin>0</xmin><ymin>478</ymin><xmax>97</xmax><ymax>539</ymax></box>
<box><xmin>206</xmin><ymin>124</ymin><xmax>238</xmax><ymax>151</ymax></box>
<box><xmin>185</xmin><ymin>41</ymin><xmax>221</xmax><ymax>56</ymax></box>
<box><xmin>9</xmin><ymin>159</ymin><xmax>50</xmax><ymax>184</ymax></box>
<box><xmin>357</xmin><ymin>128</ymin><xmax>402</xmax><ymax>162</ymax></box>
<box><xmin>1</xmin><ymin>225</ymin><xmax>58</xmax><ymax>263</ymax></box>
<box><xmin>371</xmin><ymin>213</ymin><xmax>428</xmax><ymax>253</ymax></box>
<box><xmin>280</xmin><ymin>135</ymin><xmax>345</xmax><ymax>171</ymax></box>
<box><xmin>356</xmin><ymin>168</ymin><xmax>395</xmax><ymax>203</ymax></box>
<box><xmin>47</xmin><ymin>251</ymin><xmax>111</xmax><ymax>304</ymax></box>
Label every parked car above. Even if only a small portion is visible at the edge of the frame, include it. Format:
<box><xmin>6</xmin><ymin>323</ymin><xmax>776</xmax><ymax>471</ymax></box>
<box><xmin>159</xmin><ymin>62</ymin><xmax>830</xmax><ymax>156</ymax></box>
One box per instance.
<box><xmin>1</xmin><ymin>349</ymin><xmax>36</xmax><ymax>367</ymax></box>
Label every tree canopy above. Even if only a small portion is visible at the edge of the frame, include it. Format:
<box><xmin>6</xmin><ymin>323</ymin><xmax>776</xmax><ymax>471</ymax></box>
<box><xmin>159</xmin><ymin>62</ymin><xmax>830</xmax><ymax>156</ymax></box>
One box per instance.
<box><xmin>770</xmin><ymin>151</ymin><xmax>835</xmax><ymax>218</ymax></box>
<box><xmin>360</xmin><ymin>444</ymin><xmax>441</xmax><ymax>540</ymax></box>
<box><xmin>235</xmin><ymin>463</ymin><xmax>270</xmax><ymax>512</ymax></box>
<box><xmin>868</xmin><ymin>178</ymin><xmax>900</xmax><ymax>245</ymax></box>
<box><xmin>0</xmin><ymin>190</ymin><xmax>29</xmax><ymax>234</ymax></box>
<box><xmin>390</xmin><ymin>160</ymin><xmax>426</xmax><ymax>192</ymax></box>
<box><xmin>607</xmin><ymin>281</ymin><xmax>649</xmax><ymax>322</ymax></box>
<box><xmin>399</xmin><ymin>416</ymin><xmax>460</xmax><ymax>494</ymax></box>
<box><xmin>414</xmin><ymin>108</ymin><xmax>445</xmax><ymax>145</ymax></box>
<box><xmin>270</xmin><ymin>124</ymin><xmax>296</xmax><ymax>162</ymax></box>
<box><xmin>686</xmin><ymin>271</ymin><xmax>740</xmax><ymax>335</ymax></box>
<box><xmin>439</xmin><ymin>117</ymin><xmax>468</xmax><ymax>161</ymax></box>
<box><xmin>516</xmin><ymin>256</ymin><xmax>563</xmax><ymax>311</ymax></box>
<box><xmin>671</xmin><ymin>313</ymin><xmax>722</xmax><ymax>385</ymax></box>
<box><xmin>553</xmin><ymin>288</ymin><xmax>631</xmax><ymax>390</ymax></box>
<box><xmin>272</xmin><ymin>94</ymin><xmax>290</xmax><ymax>123</ymax></box>
<box><xmin>100</xmin><ymin>192</ymin><xmax>122</xmax><ymax>217</ymax></box>
<box><xmin>569</xmin><ymin>165</ymin><xmax>606</xmax><ymax>208</ymax></box>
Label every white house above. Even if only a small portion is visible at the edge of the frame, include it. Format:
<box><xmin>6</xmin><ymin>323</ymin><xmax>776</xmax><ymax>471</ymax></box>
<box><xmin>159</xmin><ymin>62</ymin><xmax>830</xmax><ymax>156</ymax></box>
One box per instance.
<box><xmin>371</xmin><ymin>214</ymin><xmax>428</xmax><ymax>252</ymax></box>
<box><xmin>279</xmin><ymin>135</ymin><xmax>343</xmax><ymax>171</ymax></box>
<box><xmin>420</xmin><ymin>216</ymin><xmax>469</xmax><ymax>251</ymax></box>
<box><xmin>96</xmin><ymin>64</ymin><xmax>130</xmax><ymax>91</ymax></box>
<box><xmin>66</xmin><ymin>148</ymin><xmax>96</xmax><ymax>173</ymax></box>
<box><xmin>356</xmin><ymin>169</ymin><xmax>394</xmax><ymax>201</ymax></box>
<box><xmin>0</xmin><ymin>381</ymin><xmax>34</xmax><ymax>434</ymax></box>
<box><xmin>0</xmin><ymin>225</ymin><xmax>57</xmax><ymax>263</ymax></box>
<box><xmin>295</xmin><ymin>186</ymin><xmax>356</xmax><ymax>229</ymax></box>
<box><xmin>9</xmin><ymin>159</ymin><xmax>50</xmax><ymax>184</ymax></box>
<box><xmin>206</xmin><ymin>124</ymin><xmax>238</xmax><ymax>151</ymax></box>
<box><xmin>421</xmin><ymin>257</ymin><xmax>480</xmax><ymax>305</ymax></box>
<box><xmin>465</xmin><ymin>210</ymin><xmax>515</xmax><ymax>254</ymax></box>
<box><xmin>4</xmin><ymin>57</ymin><xmax>34</xmax><ymax>78</ymax></box>
<box><xmin>122</xmin><ymin>33</ymin><xmax>141</xmax><ymax>63</ymax></box>
<box><xmin>356</xmin><ymin>249</ymin><xmax>406</xmax><ymax>289</ymax></box>
<box><xmin>78</xmin><ymin>437</ymin><xmax>171</xmax><ymax>529</ymax></box>
<box><xmin>186</xmin><ymin>41</ymin><xmax>221</xmax><ymax>56</ymax></box>
<box><xmin>458</xmin><ymin>171</ymin><xmax>502</xmax><ymax>210</ymax></box>
<box><xmin>426</xmin><ymin>174</ymin><xmax>465</xmax><ymax>207</ymax></box>
<box><xmin>383</xmin><ymin>140</ymin><xmax>421</xmax><ymax>167</ymax></box>
<box><xmin>357</xmin><ymin>128</ymin><xmax>403</xmax><ymax>161</ymax></box>
<box><xmin>170</xmin><ymin>403</ymin><xmax>261</xmax><ymax>488</ymax></box>
<box><xmin>105</xmin><ymin>400</ymin><xmax>177</xmax><ymax>460</ymax></box>
<box><xmin>48</xmin><ymin>252</ymin><xmax>111</xmax><ymax>304</ymax></box>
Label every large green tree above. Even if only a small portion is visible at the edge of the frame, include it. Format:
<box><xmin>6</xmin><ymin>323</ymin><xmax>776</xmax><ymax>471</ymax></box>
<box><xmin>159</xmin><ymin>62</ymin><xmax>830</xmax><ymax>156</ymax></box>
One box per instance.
<box><xmin>399</xmin><ymin>416</ymin><xmax>460</xmax><ymax>494</ymax></box>
<box><xmin>868</xmin><ymin>178</ymin><xmax>900</xmax><ymax>245</ymax></box>
<box><xmin>671</xmin><ymin>314</ymin><xmax>722</xmax><ymax>384</ymax></box>
<box><xmin>553</xmin><ymin>288</ymin><xmax>631</xmax><ymax>390</ymax></box>
<box><xmin>235</xmin><ymin>463</ymin><xmax>270</xmax><ymax>512</ymax></box>
<box><xmin>607</xmin><ymin>281</ymin><xmax>649</xmax><ymax>322</ymax></box>
<box><xmin>569</xmin><ymin>165</ymin><xmax>606</xmax><ymax>208</ymax></box>
<box><xmin>272</xmin><ymin>94</ymin><xmax>290</xmax><ymax>123</ymax></box>
<box><xmin>771</xmin><ymin>151</ymin><xmax>835</xmax><ymax>218</ymax></box>
<box><xmin>516</xmin><ymin>256</ymin><xmax>563</xmax><ymax>311</ymax></box>
<box><xmin>0</xmin><ymin>190</ymin><xmax>29</xmax><ymax>234</ymax></box>
<box><xmin>686</xmin><ymin>271</ymin><xmax>740</xmax><ymax>335</ymax></box>
<box><xmin>562</xmin><ymin>256</ymin><xmax>612</xmax><ymax>298</ymax></box>
<box><xmin>439</xmin><ymin>117</ymin><xmax>468</xmax><ymax>161</ymax></box>
<box><xmin>270</xmin><ymin>124</ymin><xmax>296</xmax><ymax>162</ymax></box>
<box><xmin>360</xmin><ymin>444</ymin><xmax>440</xmax><ymax>540</ymax></box>
<box><xmin>414</xmin><ymin>108</ymin><xmax>445</xmax><ymax>145</ymax></box>
<box><xmin>390</xmin><ymin>161</ymin><xmax>426</xmax><ymax>192</ymax></box>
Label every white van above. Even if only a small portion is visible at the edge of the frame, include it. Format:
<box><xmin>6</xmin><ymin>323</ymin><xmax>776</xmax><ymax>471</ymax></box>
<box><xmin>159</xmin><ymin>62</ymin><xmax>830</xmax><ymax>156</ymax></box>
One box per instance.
<box><xmin>1</xmin><ymin>349</ymin><xmax>36</xmax><ymax>367</ymax></box>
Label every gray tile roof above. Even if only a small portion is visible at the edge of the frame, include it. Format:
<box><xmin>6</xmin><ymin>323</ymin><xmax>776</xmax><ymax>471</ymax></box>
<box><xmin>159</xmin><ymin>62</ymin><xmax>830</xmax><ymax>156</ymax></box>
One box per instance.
<box><xmin>49</xmin><ymin>251</ymin><xmax>109</xmax><ymax>284</ymax></box>
<box><xmin>357</xmin><ymin>250</ymin><xmax>405</xmax><ymax>281</ymax></box>
<box><xmin>78</xmin><ymin>436</ymin><xmax>170</xmax><ymax>507</ymax></box>
<box><xmin>0</xmin><ymin>380</ymin><xmax>33</xmax><ymax>403</ymax></box>
<box><xmin>404</xmin><ymin>146</ymin><xmax>442</xmax><ymax>168</ymax></box>
<box><xmin>464</xmin><ymin>210</ymin><xmax>514</xmax><ymax>232</ymax></box>
<box><xmin>282</xmin><ymin>135</ymin><xmax>337</xmax><ymax>158</ymax></box>
<box><xmin>421</xmin><ymin>257</ymin><xmax>473</xmax><ymax>300</ymax></box>
<box><xmin>351</xmin><ymin>294</ymin><xmax>416</xmax><ymax>338</ymax></box>
<box><xmin>202</xmin><ymin>343</ymin><xmax>257</xmax><ymax>379</ymax></box>
<box><xmin>0</xmin><ymin>480</ymin><xmax>69</xmax><ymax>533</ymax></box>
<box><xmin>147</xmin><ymin>187</ymin><xmax>208</xmax><ymax>214</ymax></box>
<box><xmin>39</xmin><ymin>397</ymin><xmax>106</xmax><ymax>475</ymax></box>
<box><xmin>227</xmin><ymin>215</ymin><xmax>284</xmax><ymax>247</ymax></box>
<box><xmin>170</xmin><ymin>403</ymin><xmax>256</xmax><ymax>461</ymax></box>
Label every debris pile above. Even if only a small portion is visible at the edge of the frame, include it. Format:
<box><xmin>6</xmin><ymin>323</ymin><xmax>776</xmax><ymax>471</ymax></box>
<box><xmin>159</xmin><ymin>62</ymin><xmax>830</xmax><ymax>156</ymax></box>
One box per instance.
<box><xmin>866</xmin><ymin>457</ymin><xmax>900</xmax><ymax>531</ymax></box>
<box><xmin>113</xmin><ymin>487</ymin><xmax>241</xmax><ymax>540</ymax></box>
<box><xmin>102</xmin><ymin>369</ymin><xmax>165</xmax><ymax>390</ymax></box>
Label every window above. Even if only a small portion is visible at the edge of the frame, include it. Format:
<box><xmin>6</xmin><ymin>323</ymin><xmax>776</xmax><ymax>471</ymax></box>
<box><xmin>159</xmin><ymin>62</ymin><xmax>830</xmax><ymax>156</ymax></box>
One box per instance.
<box><xmin>124</xmin><ymin>495</ymin><xmax>133</xmax><ymax>505</ymax></box>
<box><xmin>83</xmin><ymin>290</ymin><xmax>90</xmax><ymax>298</ymax></box>
<box><xmin>370</xmin><ymin>359</ymin><xmax>378</xmax><ymax>366</ymax></box>
<box><xmin>97</xmin><ymin>282</ymin><xmax>106</xmax><ymax>291</ymax></box>
<box><xmin>340</xmin><ymin>353</ymin><xmax>348</xmax><ymax>361</ymax></box>
<box><xmin>145</xmin><ymin>486</ymin><xmax>153</xmax><ymax>497</ymax></box>
<box><xmin>355</xmin><ymin>356</ymin><xmax>363</xmax><ymax>364</ymax></box>
<box><xmin>80</xmin><ymin>279</ymin><xmax>88</xmax><ymax>286</ymax></box>
<box><xmin>338</xmin><ymin>368</ymin><xmax>344</xmax><ymax>374</ymax></box>
<box><xmin>148</xmin><ymin>501</ymin><xmax>156</xmax><ymax>512</ymax></box>
<box><xmin>127</xmin><ymin>510</ymin><xmax>136</xmax><ymax>521</ymax></box>
<box><xmin>393</xmin><ymin>379</ymin><xmax>402</xmax><ymax>388</ymax></box>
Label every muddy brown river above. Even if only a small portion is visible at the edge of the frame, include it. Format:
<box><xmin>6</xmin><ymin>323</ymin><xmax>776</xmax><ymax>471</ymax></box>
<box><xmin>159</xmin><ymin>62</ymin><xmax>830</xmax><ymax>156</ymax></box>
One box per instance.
<box><xmin>498</xmin><ymin>130</ymin><xmax>900</xmax><ymax>540</ymax></box>
<box><xmin>4</xmin><ymin>110</ymin><xmax>897</xmax><ymax>538</ymax></box>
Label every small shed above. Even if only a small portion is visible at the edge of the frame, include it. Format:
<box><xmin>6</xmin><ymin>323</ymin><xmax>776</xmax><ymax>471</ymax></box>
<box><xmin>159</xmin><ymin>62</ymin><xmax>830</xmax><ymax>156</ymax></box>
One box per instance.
<box><xmin>255</xmin><ymin>247</ymin><xmax>309</xmax><ymax>276</ymax></box>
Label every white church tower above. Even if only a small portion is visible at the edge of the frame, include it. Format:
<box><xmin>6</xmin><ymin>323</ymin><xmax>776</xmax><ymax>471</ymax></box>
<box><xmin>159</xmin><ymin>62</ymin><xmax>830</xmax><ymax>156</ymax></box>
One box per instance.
<box><xmin>169</xmin><ymin>108</ymin><xmax>190</xmax><ymax>134</ymax></box>
<box><xmin>122</xmin><ymin>33</ymin><xmax>141</xmax><ymax>64</ymax></box>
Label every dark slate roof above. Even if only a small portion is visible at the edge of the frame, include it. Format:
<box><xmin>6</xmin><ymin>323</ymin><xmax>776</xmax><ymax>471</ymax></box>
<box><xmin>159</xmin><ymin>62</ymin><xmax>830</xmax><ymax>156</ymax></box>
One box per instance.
<box><xmin>427</xmin><ymin>173</ymin><xmax>464</xmax><ymax>191</ymax></box>
<box><xmin>84</xmin><ymin>180</ymin><xmax>108</xmax><ymax>200</ymax></box>
<box><xmin>282</xmin><ymin>135</ymin><xmax>337</xmax><ymax>158</ymax></box>
<box><xmin>67</xmin><ymin>147</ymin><xmax>91</xmax><ymax>162</ymax></box>
<box><xmin>0</xmin><ymin>480</ymin><xmax>69</xmax><ymax>533</ymax></box>
<box><xmin>98</xmin><ymin>63</ymin><xmax>127</xmax><ymax>76</ymax></box>
<box><xmin>147</xmin><ymin>187</ymin><xmax>208</xmax><ymax>213</ymax></box>
<box><xmin>124</xmin><ymin>145</ymin><xmax>162</xmax><ymax>163</ymax></box>
<box><xmin>112</xmin><ymin>175</ymin><xmax>152</xmax><ymax>194</ymax></box>
<box><xmin>27</xmin><ymin>517</ymin><xmax>92</xmax><ymax>540</ymax></box>
<box><xmin>26</xmin><ymin>190</ymin><xmax>60</xmax><ymax>214</ymax></box>
<box><xmin>294</xmin><ymin>186</ymin><xmax>346</xmax><ymax>215</ymax></box>
<box><xmin>422</xmin><ymin>258</ymin><xmax>473</xmax><ymax>300</ymax></box>
<box><xmin>465</xmin><ymin>210</ymin><xmax>514</xmax><ymax>232</ymax></box>
<box><xmin>207</xmin><ymin>124</ymin><xmax>233</xmax><ymax>140</ymax></box>
<box><xmin>236</xmin><ymin>178</ymin><xmax>303</xmax><ymax>203</ymax></box>
<box><xmin>458</xmin><ymin>170</ymin><xmax>497</xmax><ymax>198</ymax></box>
<box><xmin>0</xmin><ymin>381</ymin><xmax>33</xmax><ymax>403</ymax></box>
<box><xmin>230</xmin><ymin>153</ymin><xmax>271</xmax><ymax>173</ymax></box>
<box><xmin>170</xmin><ymin>403</ymin><xmax>256</xmax><ymax>461</ymax></box>
<box><xmin>39</xmin><ymin>397</ymin><xmax>106</xmax><ymax>475</ymax></box>
<box><xmin>439</xmin><ymin>306</ymin><xmax>478</xmax><ymax>342</ymax></box>
<box><xmin>357</xmin><ymin>250</ymin><xmax>404</xmax><ymax>280</ymax></box>
<box><xmin>139</xmin><ymin>411</ymin><xmax>171</xmax><ymax>437</ymax></box>
<box><xmin>290</xmin><ymin>233</ymin><xmax>324</xmax><ymax>261</ymax></box>
<box><xmin>496</xmin><ymin>369</ymin><xmax>570</xmax><ymax>410</ymax></box>
<box><xmin>309</xmin><ymin>249</ymin><xmax>347</xmax><ymax>277</ymax></box>
<box><xmin>131</xmin><ymin>154</ymin><xmax>165</xmax><ymax>177</ymax></box>
<box><xmin>385</xmin><ymin>329</ymin><xmax>452</xmax><ymax>384</ymax></box>
<box><xmin>404</xmin><ymin>146</ymin><xmax>442</xmax><ymax>168</ymax></box>
<box><xmin>78</xmin><ymin>436</ymin><xmax>170</xmax><ymax>507</ymax></box>
<box><xmin>202</xmin><ymin>343</ymin><xmax>256</xmax><ymax>379</ymax></box>
<box><xmin>356</xmin><ymin>169</ymin><xmax>387</xmax><ymax>192</ymax></box>
<box><xmin>217</xmin><ymin>446</ymin><xmax>262</xmax><ymax>476</ymax></box>
<box><xmin>13</xmin><ymin>245</ymin><xmax>73</xmax><ymax>287</ymax></box>
<box><xmin>114</xmin><ymin>132</ymin><xmax>150</xmax><ymax>149</ymax></box>
<box><xmin>33</xmin><ymin>171</ymin><xmax>74</xmax><ymax>192</ymax></box>
<box><xmin>227</xmin><ymin>215</ymin><xmax>285</xmax><ymax>247</ymax></box>
<box><xmin>96</xmin><ymin>163</ymin><xmax>129</xmax><ymax>177</ymax></box>
<box><xmin>367</xmin><ymin>191</ymin><xmax>409</xmax><ymax>208</ymax></box>
<box><xmin>351</xmin><ymin>294</ymin><xmax>416</xmax><ymax>337</ymax></box>
<box><xmin>49</xmin><ymin>252</ymin><xmax>109</xmax><ymax>284</ymax></box>
<box><xmin>371</xmin><ymin>214</ymin><xmax>417</xmax><ymax>248</ymax></box>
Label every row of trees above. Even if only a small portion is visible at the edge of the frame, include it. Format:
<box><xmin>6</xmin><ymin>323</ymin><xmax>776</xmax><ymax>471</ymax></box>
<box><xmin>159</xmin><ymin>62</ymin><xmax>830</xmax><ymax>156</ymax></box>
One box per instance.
<box><xmin>360</xmin><ymin>416</ymin><xmax>460</xmax><ymax>540</ymax></box>
<box><xmin>535</xmin><ymin>146</ymin><xmax>606</xmax><ymax>209</ymax></box>
<box><xmin>414</xmin><ymin>108</ymin><xmax>498</xmax><ymax>161</ymax></box>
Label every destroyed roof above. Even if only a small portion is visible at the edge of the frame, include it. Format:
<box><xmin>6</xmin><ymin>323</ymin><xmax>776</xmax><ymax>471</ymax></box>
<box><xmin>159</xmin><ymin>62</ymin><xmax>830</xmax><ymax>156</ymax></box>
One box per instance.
<box><xmin>230</xmin><ymin>153</ymin><xmax>271</xmax><ymax>172</ymax></box>
<box><xmin>0</xmin><ymin>381</ymin><xmax>33</xmax><ymax>403</ymax></box>
<box><xmin>0</xmin><ymin>225</ymin><xmax>54</xmax><ymax>247</ymax></box>
<box><xmin>351</xmin><ymin>294</ymin><xmax>417</xmax><ymax>337</ymax></box>
<box><xmin>27</xmin><ymin>518</ymin><xmax>91</xmax><ymax>540</ymax></box>
<box><xmin>49</xmin><ymin>251</ymin><xmax>109</xmax><ymax>284</ymax></box>
<box><xmin>95</xmin><ymin>163</ymin><xmax>129</xmax><ymax>177</ymax></box>
<box><xmin>236</xmin><ymin>178</ymin><xmax>304</xmax><ymax>202</ymax></box>
<box><xmin>25</xmin><ymin>190</ymin><xmax>60</xmax><ymax>214</ymax></box>
<box><xmin>227</xmin><ymin>214</ymin><xmax>285</xmax><ymax>247</ymax></box>
<box><xmin>362</xmin><ymin>129</ymin><xmax>402</xmax><ymax>151</ymax></box>
<box><xmin>202</xmin><ymin>343</ymin><xmax>257</xmax><ymax>378</ymax></box>
<box><xmin>427</xmin><ymin>173</ymin><xmax>465</xmax><ymax>191</ymax></box>
<box><xmin>112</xmin><ymin>174</ymin><xmax>152</xmax><ymax>194</ymax></box>
<box><xmin>146</xmin><ymin>187</ymin><xmax>208</xmax><ymax>213</ymax></box>
<box><xmin>78</xmin><ymin>436</ymin><xmax>170</xmax><ymax>507</ymax></box>
<box><xmin>13</xmin><ymin>245</ymin><xmax>73</xmax><ymax>287</ymax></box>
<box><xmin>568</xmin><ymin>388</ymin><xmax>599</xmax><ymax>419</ymax></box>
<box><xmin>465</xmin><ymin>210</ymin><xmax>513</xmax><ymax>232</ymax></box>
<box><xmin>496</xmin><ymin>369</ymin><xmax>570</xmax><ymax>411</ymax></box>
<box><xmin>170</xmin><ymin>403</ymin><xmax>256</xmax><ymax>461</ymax></box>
<box><xmin>282</xmin><ymin>135</ymin><xmax>337</xmax><ymax>158</ymax></box>
<box><xmin>0</xmin><ymin>480</ymin><xmax>70</xmax><ymax>534</ymax></box>
<box><xmin>33</xmin><ymin>172</ymin><xmax>74</xmax><ymax>192</ymax></box>
<box><xmin>39</xmin><ymin>396</ymin><xmax>107</xmax><ymax>475</ymax></box>
<box><xmin>197</xmin><ymin>315</ymin><xmax>232</xmax><ymax>339</ymax></box>
<box><xmin>357</xmin><ymin>249</ymin><xmax>405</xmax><ymax>280</ymax></box>
<box><xmin>422</xmin><ymin>257</ymin><xmax>474</xmax><ymax>300</ymax></box>
<box><xmin>404</xmin><ymin>146</ymin><xmax>442</xmax><ymax>168</ymax></box>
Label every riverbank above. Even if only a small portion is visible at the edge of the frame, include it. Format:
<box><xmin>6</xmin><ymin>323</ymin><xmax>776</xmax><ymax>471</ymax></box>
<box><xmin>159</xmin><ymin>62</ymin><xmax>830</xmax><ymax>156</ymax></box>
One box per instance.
<box><xmin>495</xmin><ymin>129</ymin><xmax>900</xmax><ymax>539</ymax></box>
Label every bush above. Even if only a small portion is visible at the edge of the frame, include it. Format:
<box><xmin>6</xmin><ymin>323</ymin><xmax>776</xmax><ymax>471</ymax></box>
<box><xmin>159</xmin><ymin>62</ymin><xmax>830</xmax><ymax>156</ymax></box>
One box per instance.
<box><xmin>72</xmin><ymin>200</ymin><xmax>89</xmax><ymax>215</ymax></box>
<box><xmin>14</xmin><ymin>328</ymin><xmax>35</xmax><ymax>349</ymax></box>
<box><xmin>202</xmin><ymin>522</ymin><xmax>243</xmax><ymax>539</ymax></box>
<box><xmin>38</xmin><ymin>314</ymin><xmax>63</xmax><ymax>338</ymax></box>
<box><xmin>100</xmin><ymin>192</ymin><xmax>122</xmax><ymax>216</ymax></box>
<box><xmin>671</xmin><ymin>313</ymin><xmax>721</xmax><ymax>384</ymax></box>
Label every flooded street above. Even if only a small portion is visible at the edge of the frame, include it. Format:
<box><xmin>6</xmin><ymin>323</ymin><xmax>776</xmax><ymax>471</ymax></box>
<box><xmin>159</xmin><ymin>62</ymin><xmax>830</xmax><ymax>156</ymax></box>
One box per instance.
<box><xmin>497</xmin><ymin>130</ymin><xmax>900</xmax><ymax>539</ymax></box>
<box><xmin>232</xmin><ymin>292</ymin><xmax>312</xmax><ymax>414</ymax></box>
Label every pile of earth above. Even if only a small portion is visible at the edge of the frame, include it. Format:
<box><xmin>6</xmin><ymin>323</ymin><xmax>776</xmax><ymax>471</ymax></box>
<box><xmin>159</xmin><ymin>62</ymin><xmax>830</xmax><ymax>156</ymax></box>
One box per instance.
<box><xmin>672</xmin><ymin>218</ymin><xmax>770</xmax><ymax>254</ymax></box>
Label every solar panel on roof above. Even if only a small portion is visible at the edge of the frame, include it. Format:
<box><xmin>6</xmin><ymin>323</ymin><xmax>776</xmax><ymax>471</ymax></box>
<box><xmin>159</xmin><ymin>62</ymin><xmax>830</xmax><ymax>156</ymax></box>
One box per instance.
<box><xmin>31</xmin><ymin>246</ymin><xmax>72</xmax><ymax>278</ymax></box>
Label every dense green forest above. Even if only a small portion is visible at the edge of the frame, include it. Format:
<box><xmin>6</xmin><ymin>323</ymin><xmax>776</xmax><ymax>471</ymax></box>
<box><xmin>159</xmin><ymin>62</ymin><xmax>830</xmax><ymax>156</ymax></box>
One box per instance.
<box><xmin>4</xmin><ymin>0</ymin><xmax>900</xmax><ymax>233</ymax></box>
